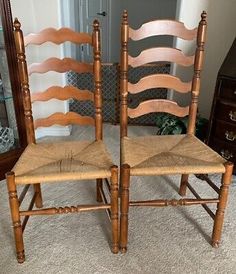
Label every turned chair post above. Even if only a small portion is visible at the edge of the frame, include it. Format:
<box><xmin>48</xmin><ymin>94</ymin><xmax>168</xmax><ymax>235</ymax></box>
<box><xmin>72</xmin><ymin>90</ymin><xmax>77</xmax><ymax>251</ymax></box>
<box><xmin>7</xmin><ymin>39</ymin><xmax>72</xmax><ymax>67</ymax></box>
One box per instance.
<box><xmin>14</xmin><ymin>19</ymin><xmax>35</xmax><ymax>144</ymax></box>
<box><xmin>120</xmin><ymin>10</ymin><xmax>129</xmax><ymax>139</ymax></box>
<box><xmin>179</xmin><ymin>11</ymin><xmax>207</xmax><ymax>196</ymax></box>
<box><xmin>187</xmin><ymin>11</ymin><xmax>207</xmax><ymax>135</ymax></box>
<box><xmin>120</xmin><ymin>163</ymin><xmax>130</xmax><ymax>253</ymax></box>
<box><xmin>212</xmin><ymin>162</ymin><xmax>233</xmax><ymax>247</ymax></box>
<box><xmin>93</xmin><ymin>19</ymin><xmax>103</xmax><ymax>141</ymax></box>
<box><xmin>92</xmin><ymin>20</ymin><xmax>104</xmax><ymax>203</ymax></box>
<box><xmin>110</xmin><ymin>165</ymin><xmax>119</xmax><ymax>253</ymax></box>
<box><xmin>6</xmin><ymin>172</ymin><xmax>25</xmax><ymax>263</ymax></box>
<box><xmin>13</xmin><ymin>18</ymin><xmax>43</xmax><ymax>209</ymax></box>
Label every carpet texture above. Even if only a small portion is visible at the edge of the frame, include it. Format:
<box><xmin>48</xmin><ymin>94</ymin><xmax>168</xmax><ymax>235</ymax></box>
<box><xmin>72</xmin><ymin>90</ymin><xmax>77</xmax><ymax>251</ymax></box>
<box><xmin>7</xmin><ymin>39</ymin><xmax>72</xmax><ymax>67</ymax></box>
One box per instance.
<box><xmin>0</xmin><ymin>125</ymin><xmax>236</xmax><ymax>274</ymax></box>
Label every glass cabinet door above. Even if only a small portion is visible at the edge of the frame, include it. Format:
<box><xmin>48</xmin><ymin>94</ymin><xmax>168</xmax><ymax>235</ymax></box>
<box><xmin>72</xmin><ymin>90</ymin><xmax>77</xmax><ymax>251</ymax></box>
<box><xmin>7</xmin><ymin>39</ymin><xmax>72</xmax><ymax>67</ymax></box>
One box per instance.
<box><xmin>0</xmin><ymin>0</ymin><xmax>27</xmax><ymax>180</ymax></box>
<box><xmin>0</xmin><ymin>22</ymin><xmax>19</xmax><ymax>154</ymax></box>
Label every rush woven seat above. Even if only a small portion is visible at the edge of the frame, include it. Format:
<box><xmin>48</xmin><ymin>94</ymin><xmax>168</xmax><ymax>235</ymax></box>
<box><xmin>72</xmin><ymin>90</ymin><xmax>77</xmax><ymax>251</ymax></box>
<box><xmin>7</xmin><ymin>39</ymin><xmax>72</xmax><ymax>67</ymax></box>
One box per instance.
<box><xmin>7</xmin><ymin>19</ymin><xmax>119</xmax><ymax>263</ymax></box>
<box><xmin>119</xmin><ymin>10</ymin><xmax>233</xmax><ymax>253</ymax></box>
<box><xmin>13</xmin><ymin>140</ymin><xmax>113</xmax><ymax>184</ymax></box>
<box><xmin>122</xmin><ymin>135</ymin><xmax>225</xmax><ymax>176</ymax></box>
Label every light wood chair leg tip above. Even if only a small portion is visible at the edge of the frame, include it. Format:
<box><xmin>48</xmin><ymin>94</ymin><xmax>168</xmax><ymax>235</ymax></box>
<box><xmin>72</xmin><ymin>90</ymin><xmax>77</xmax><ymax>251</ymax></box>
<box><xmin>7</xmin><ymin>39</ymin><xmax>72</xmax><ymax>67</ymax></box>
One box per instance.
<box><xmin>112</xmin><ymin>245</ymin><xmax>119</xmax><ymax>254</ymax></box>
<box><xmin>120</xmin><ymin>247</ymin><xmax>127</xmax><ymax>254</ymax></box>
<box><xmin>35</xmin><ymin>202</ymin><xmax>43</xmax><ymax>209</ymax></box>
<box><xmin>178</xmin><ymin>189</ymin><xmax>186</xmax><ymax>197</ymax></box>
<box><xmin>212</xmin><ymin>241</ymin><xmax>220</xmax><ymax>248</ymax></box>
<box><xmin>17</xmin><ymin>251</ymin><xmax>25</xmax><ymax>263</ymax></box>
<box><xmin>96</xmin><ymin>197</ymin><xmax>103</xmax><ymax>203</ymax></box>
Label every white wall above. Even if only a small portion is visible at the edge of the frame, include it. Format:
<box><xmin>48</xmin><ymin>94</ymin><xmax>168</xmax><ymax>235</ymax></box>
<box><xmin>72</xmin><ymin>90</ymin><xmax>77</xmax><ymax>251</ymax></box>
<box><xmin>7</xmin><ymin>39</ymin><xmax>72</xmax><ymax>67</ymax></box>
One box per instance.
<box><xmin>106</xmin><ymin>0</ymin><xmax>177</xmax><ymax>62</ymax></box>
<box><xmin>200</xmin><ymin>0</ymin><xmax>236</xmax><ymax>118</ymax></box>
<box><xmin>60</xmin><ymin>0</ymin><xmax>78</xmax><ymax>60</ymax></box>
<box><xmin>172</xmin><ymin>0</ymin><xmax>209</xmax><ymax>106</ymax></box>
<box><xmin>110</xmin><ymin>0</ymin><xmax>121</xmax><ymax>63</ymax></box>
<box><xmin>11</xmin><ymin>0</ymin><xmax>69</xmax><ymax>138</ymax></box>
<box><xmin>175</xmin><ymin>0</ymin><xmax>236</xmax><ymax>118</ymax></box>
<box><xmin>122</xmin><ymin>0</ymin><xmax>177</xmax><ymax>58</ymax></box>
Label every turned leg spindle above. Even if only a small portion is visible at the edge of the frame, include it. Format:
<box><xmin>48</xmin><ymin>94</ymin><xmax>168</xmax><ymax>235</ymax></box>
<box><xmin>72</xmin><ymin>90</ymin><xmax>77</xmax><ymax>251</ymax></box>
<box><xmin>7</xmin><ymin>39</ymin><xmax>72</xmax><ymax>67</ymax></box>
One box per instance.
<box><xmin>110</xmin><ymin>166</ymin><xmax>119</xmax><ymax>253</ymax></box>
<box><xmin>212</xmin><ymin>162</ymin><xmax>233</xmax><ymax>247</ymax></box>
<box><xmin>120</xmin><ymin>164</ymin><xmax>130</xmax><ymax>253</ymax></box>
<box><xmin>6</xmin><ymin>172</ymin><xmax>25</xmax><ymax>263</ymax></box>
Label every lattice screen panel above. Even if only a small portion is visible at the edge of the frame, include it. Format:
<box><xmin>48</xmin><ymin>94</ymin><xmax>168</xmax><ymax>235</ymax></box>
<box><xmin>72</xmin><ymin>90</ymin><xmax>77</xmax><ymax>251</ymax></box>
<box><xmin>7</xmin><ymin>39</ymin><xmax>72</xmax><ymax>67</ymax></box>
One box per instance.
<box><xmin>67</xmin><ymin>63</ymin><xmax>170</xmax><ymax>125</ymax></box>
<box><xmin>128</xmin><ymin>64</ymin><xmax>169</xmax><ymax>125</ymax></box>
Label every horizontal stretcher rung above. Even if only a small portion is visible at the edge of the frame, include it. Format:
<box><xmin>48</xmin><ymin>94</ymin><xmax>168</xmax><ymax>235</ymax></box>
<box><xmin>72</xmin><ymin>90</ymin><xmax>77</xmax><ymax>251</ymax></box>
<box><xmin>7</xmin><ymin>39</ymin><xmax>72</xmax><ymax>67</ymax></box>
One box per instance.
<box><xmin>19</xmin><ymin>184</ymin><xmax>31</xmax><ymax>206</ymax></box>
<box><xmin>187</xmin><ymin>182</ymin><xmax>216</xmax><ymax>219</ymax></box>
<box><xmin>129</xmin><ymin>198</ymin><xmax>219</xmax><ymax>207</ymax></box>
<box><xmin>197</xmin><ymin>174</ymin><xmax>220</xmax><ymax>194</ymax></box>
<box><xmin>20</xmin><ymin>204</ymin><xmax>111</xmax><ymax>216</ymax></box>
<box><xmin>104</xmin><ymin>178</ymin><xmax>111</xmax><ymax>193</ymax></box>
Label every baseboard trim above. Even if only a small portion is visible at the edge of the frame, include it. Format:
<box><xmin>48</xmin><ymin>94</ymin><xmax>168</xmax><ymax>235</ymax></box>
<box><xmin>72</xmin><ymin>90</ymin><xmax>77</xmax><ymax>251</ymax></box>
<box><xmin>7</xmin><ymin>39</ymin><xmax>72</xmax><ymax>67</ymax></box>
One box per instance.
<box><xmin>35</xmin><ymin>126</ymin><xmax>71</xmax><ymax>139</ymax></box>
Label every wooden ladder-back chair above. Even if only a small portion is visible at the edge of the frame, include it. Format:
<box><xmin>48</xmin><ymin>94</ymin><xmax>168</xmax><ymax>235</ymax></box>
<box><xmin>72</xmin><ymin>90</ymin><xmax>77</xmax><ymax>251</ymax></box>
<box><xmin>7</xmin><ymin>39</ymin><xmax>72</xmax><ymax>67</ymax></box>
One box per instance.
<box><xmin>7</xmin><ymin>19</ymin><xmax>119</xmax><ymax>263</ymax></box>
<box><xmin>119</xmin><ymin>10</ymin><xmax>233</xmax><ymax>252</ymax></box>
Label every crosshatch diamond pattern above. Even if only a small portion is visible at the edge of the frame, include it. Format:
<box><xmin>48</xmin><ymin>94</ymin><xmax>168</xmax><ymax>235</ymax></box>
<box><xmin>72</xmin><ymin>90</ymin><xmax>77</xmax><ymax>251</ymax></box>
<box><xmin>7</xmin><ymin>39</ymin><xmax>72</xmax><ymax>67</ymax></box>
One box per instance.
<box><xmin>67</xmin><ymin>63</ymin><xmax>170</xmax><ymax>125</ymax></box>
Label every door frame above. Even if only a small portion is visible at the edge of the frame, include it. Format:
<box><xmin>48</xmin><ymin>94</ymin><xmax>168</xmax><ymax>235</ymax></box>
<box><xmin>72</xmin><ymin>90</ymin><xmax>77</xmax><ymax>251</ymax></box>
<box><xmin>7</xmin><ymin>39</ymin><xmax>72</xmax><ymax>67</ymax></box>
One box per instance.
<box><xmin>78</xmin><ymin>0</ymin><xmax>111</xmax><ymax>62</ymax></box>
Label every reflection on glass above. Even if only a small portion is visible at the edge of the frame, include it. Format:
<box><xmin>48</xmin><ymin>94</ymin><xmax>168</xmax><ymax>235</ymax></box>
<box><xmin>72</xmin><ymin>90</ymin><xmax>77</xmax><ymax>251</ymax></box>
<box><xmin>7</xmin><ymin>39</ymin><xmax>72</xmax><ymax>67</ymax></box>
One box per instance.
<box><xmin>0</xmin><ymin>21</ymin><xmax>19</xmax><ymax>153</ymax></box>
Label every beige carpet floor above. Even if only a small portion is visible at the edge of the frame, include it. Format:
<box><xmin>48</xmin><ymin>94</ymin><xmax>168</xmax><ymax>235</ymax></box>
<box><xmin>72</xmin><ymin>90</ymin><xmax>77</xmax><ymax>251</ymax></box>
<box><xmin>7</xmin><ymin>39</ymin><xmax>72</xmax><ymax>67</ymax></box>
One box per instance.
<box><xmin>0</xmin><ymin>125</ymin><xmax>236</xmax><ymax>274</ymax></box>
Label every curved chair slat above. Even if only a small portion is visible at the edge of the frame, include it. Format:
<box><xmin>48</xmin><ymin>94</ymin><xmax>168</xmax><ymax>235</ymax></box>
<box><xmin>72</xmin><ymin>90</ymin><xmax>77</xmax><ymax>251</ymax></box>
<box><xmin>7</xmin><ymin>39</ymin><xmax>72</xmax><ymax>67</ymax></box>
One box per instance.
<box><xmin>128</xmin><ymin>99</ymin><xmax>189</xmax><ymax>118</ymax></box>
<box><xmin>24</xmin><ymin>28</ymin><xmax>92</xmax><ymax>46</ymax></box>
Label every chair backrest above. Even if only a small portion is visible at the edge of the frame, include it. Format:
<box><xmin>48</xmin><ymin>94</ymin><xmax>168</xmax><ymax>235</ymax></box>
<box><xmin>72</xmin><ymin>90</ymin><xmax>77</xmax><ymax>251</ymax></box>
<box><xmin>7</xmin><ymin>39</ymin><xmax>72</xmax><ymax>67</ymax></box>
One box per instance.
<box><xmin>120</xmin><ymin>10</ymin><xmax>207</xmax><ymax>138</ymax></box>
<box><xmin>13</xmin><ymin>19</ymin><xmax>102</xmax><ymax>144</ymax></box>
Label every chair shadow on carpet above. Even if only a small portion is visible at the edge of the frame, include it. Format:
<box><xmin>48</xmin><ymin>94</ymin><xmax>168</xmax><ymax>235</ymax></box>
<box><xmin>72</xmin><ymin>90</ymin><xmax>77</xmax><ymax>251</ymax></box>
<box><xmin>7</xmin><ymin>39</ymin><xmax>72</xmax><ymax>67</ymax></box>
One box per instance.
<box><xmin>140</xmin><ymin>175</ymin><xmax>212</xmax><ymax>244</ymax></box>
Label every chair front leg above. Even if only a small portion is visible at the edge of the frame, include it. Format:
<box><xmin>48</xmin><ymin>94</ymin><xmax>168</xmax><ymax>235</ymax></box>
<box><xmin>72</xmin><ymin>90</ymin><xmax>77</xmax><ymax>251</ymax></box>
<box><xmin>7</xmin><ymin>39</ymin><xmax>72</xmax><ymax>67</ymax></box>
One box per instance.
<box><xmin>120</xmin><ymin>164</ymin><xmax>130</xmax><ymax>253</ymax></box>
<box><xmin>179</xmin><ymin>174</ymin><xmax>189</xmax><ymax>196</ymax></box>
<box><xmin>6</xmin><ymin>172</ymin><xmax>25</xmax><ymax>263</ymax></box>
<box><xmin>34</xmin><ymin>183</ymin><xmax>43</xmax><ymax>208</ymax></box>
<box><xmin>110</xmin><ymin>166</ymin><xmax>119</xmax><ymax>253</ymax></box>
<box><xmin>212</xmin><ymin>162</ymin><xmax>233</xmax><ymax>247</ymax></box>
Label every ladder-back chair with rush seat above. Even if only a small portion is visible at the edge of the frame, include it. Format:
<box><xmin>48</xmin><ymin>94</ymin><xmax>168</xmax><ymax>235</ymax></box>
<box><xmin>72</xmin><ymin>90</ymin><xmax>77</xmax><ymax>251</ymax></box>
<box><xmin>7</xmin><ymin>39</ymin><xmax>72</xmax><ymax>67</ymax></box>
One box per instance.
<box><xmin>120</xmin><ymin>10</ymin><xmax>233</xmax><ymax>252</ymax></box>
<box><xmin>7</xmin><ymin>19</ymin><xmax>119</xmax><ymax>263</ymax></box>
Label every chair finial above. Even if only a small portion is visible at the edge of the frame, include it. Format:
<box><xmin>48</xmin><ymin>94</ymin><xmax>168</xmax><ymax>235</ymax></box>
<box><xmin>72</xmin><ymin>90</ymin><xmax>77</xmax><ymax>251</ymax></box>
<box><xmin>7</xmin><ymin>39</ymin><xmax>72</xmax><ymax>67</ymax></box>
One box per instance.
<box><xmin>123</xmin><ymin>10</ymin><xmax>128</xmax><ymax>23</ymax></box>
<box><xmin>201</xmin><ymin>11</ymin><xmax>207</xmax><ymax>22</ymax></box>
<box><xmin>14</xmin><ymin>18</ymin><xmax>21</xmax><ymax>30</ymax></box>
<box><xmin>93</xmin><ymin>19</ymin><xmax>99</xmax><ymax>30</ymax></box>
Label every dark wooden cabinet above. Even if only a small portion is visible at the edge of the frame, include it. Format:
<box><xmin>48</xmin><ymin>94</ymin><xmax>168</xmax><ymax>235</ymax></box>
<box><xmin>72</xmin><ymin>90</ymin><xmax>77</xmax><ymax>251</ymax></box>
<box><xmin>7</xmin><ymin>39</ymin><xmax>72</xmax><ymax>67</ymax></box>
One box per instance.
<box><xmin>0</xmin><ymin>0</ymin><xmax>27</xmax><ymax>180</ymax></box>
<box><xmin>207</xmin><ymin>38</ymin><xmax>236</xmax><ymax>171</ymax></box>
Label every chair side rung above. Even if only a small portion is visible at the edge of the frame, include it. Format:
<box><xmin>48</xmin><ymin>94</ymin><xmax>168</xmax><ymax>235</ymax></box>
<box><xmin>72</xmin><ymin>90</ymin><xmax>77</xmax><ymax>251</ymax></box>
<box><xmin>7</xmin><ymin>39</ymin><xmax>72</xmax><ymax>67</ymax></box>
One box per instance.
<box><xmin>129</xmin><ymin>198</ymin><xmax>218</xmax><ymax>207</ymax></box>
<box><xmin>22</xmin><ymin>192</ymin><xmax>37</xmax><ymax>232</ymax></box>
<box><xmin>187</xmin><ymin>182</ymin><xmax>216</xmax><ymax>219</ymax></box>
<box><xmin>197</xmin><ymin>174</ymin><xmax>220</xmax><ymax>194</ymax></box>
<box><xmin>19</xmin><ymin>184</ymin><xmax>31</xmax><ymax>206</ymax></box>
<box><xmin>104</xmin><ymin>178</ymin><xmax>111</xmax><ymax>194</ymax></box>
<box><xmin>20</xmin><ymin>204</ymin><xmax>111</xmax><ymax>217</ymax></box>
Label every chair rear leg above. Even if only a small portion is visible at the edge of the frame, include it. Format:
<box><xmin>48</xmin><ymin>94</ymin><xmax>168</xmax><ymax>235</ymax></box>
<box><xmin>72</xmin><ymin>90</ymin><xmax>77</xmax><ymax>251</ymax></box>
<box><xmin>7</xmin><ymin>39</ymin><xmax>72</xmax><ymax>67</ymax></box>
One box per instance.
<box><xmin>120</xmin><ymin>164</ymin><xmax>130</xmax><ymax>253</ymax></box>
<box><xmin>96</xmin><ymin>179</ymin><xmax>103</xmax><ymax>202</ymax></box>
<box><xmin>110</xmin><ymin>166</ymin><xmax>119</xmax><ymax>253</ymax></box>
<box><xmin>179</xmin><ymin>174</ymin><xmax>189</xmax><ymax>196</ymax></box>
<box><xmin>6</xmin><ymin>172</ymin><xmax>25</xmax><ymax>263</ymax></box>
<box><xmin>212</xmin><ymin>162</ymin><xmax>233</xmax><ymax>247</ymax></box>
<box><xmin>34</xmin><ymin>183</ymin><xmax>43</xmax><ymax>208</ymax></box>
